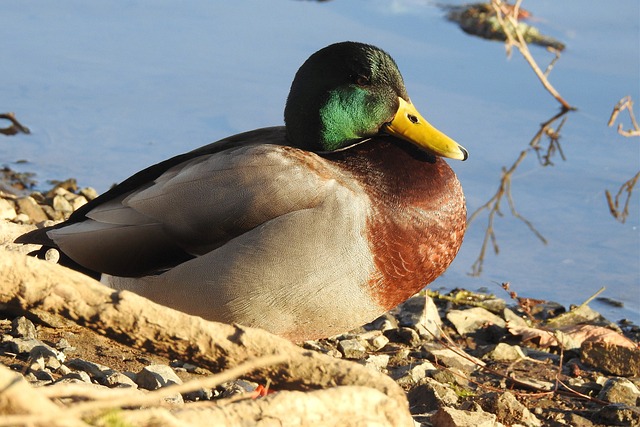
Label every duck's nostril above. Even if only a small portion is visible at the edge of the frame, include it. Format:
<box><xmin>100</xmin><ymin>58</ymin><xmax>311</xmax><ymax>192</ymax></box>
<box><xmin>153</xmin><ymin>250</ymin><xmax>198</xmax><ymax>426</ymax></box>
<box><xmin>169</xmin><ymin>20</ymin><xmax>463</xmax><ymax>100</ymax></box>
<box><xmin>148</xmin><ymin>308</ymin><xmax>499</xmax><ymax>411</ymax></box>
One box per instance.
<box><xmin>407</xmin><ymin>114</ymin><xmax>419</xmax><ymax>124</ymax></box>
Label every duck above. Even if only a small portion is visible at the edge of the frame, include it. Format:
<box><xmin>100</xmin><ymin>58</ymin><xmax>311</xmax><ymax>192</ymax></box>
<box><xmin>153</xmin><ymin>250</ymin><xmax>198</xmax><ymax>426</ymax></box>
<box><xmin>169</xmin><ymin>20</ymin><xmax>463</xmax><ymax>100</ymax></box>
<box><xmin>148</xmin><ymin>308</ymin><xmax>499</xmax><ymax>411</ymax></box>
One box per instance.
<box><xmin>17</xmin><ymin>42</ymin><xmax>468</xmax><ymax>342</ymax></box>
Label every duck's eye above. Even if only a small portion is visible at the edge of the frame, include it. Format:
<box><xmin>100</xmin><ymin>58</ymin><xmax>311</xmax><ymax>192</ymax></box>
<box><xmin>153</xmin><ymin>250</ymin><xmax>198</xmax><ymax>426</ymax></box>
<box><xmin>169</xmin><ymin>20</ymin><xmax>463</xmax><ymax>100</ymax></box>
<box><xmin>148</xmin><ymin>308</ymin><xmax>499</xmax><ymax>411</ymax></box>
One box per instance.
<box><xmin>354</xmin><ymin>75</ymin><xmax>370</xmax><ymax>86</ymax></box>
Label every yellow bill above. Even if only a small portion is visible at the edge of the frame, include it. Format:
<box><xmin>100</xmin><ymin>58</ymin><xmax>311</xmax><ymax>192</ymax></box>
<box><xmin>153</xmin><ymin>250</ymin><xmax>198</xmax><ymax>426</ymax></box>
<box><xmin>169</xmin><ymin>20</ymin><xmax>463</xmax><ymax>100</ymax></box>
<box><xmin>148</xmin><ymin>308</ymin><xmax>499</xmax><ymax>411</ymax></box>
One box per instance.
<box><xmin>384</xmin><ymin>97</ymin><xmax>468</xmax><ymax>161</ymax></box>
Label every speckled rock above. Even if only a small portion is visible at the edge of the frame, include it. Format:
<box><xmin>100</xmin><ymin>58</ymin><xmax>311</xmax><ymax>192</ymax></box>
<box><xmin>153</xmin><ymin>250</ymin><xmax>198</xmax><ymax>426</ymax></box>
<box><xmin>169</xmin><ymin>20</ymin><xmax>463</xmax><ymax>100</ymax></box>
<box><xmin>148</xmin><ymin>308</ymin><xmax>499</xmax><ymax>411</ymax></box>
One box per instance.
<box><xmin>57</xmin><ymin>370</ymin><xmax>92</xmax><ymax>384</ymax></box>
<box><xmin>135</xmin><ymin>364</ymin><xmax>182</xmax><ymax>390</ymax></box>
<box><xmin>11</xmin><ymin>316</ymin><xmax>37</xmax><ymax>339</ymax></box>
<box><xmin>581</xmin><ymin>340</ymin><xmax>640</xmax><ymax>377</ymax></box>
<box><xmin>15</xmin><ymin>196</ymin><xmax>48</xmax><ymax>223</ymax></box>
<box><xmin>384</xmin><ymin>327</ymin><xmax>421</xmax><ymax>346</ymax></box>
<box><xmin>596</xmin><ymin>403</ymin><xmax>640</xmax><ymax>426</ymax></box>
<box><xmin>480</xmin><ymin>391</ymin><xmax>541</xmax><ymax>427</ymax></box>
<box><xmin>482</xmin><ymin>343</ymin><xmax>526</xmax><ymax>362</ymax></box>
<box><xmin>425</xmin><ymin>346</ymin><xmax>480</xmax><ymax>373</ymax></box>
<box><xmin>337</xmin><ymin>338</ymin><xmax>367</xmax><ymax>359</ymax></box>
<box><xmin>6</xmin><ymin>337</ymin><xmax>53</xmax><ymax>355</ymax></box>
<box><xmin>362</xmin><ymin>354</ymin><xmax>390</xmax><ymax>372</ymax></box>
<box><xmin>431</xmin><ymin>406</ymin><xmax>504</xmax><ymax>427</ymax></box>
<box><xmin>104</xmin><ymin>371</ymin><xmax>139</xmax><ymax>389</ymax></box>
<box><xmin>408</xmin><ymin>377</ymin><xmax>459</xmax><ymax>414</ymax></box>
<box><xmin>397</xmin><ymin>361</ymin><xmax>438</xmax><ymax>386</ymax></box>
<box><xmin>66</xmin><ymin>358</ymin><xmax>115</xmax><ymax>381</ymax></box>
<box><xmin>447</xmin><ymin>307</ymin><xmax>506</xmax><ymax>336</ymax></box>
<box><xmin>0</xmin><ymin>199</ymin><xmax>16</xmax><ymax>220</ymax></box>
<box><xmin>396</xmin><ymin>295</ymin><xmax>443</xmax><ymax>340</ymax></box>
<box><xmin>597</xmin><ymin>377</ymin><xmax>640</xmax><ymax>406</ymax></box>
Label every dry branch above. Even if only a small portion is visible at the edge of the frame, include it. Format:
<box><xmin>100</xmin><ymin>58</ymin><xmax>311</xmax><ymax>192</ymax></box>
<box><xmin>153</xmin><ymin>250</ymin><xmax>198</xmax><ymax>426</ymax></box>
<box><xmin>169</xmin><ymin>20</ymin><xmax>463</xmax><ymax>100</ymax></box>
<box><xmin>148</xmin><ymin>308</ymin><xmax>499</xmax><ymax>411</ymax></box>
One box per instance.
<box><xmin>467</xmin><ymin>109</ymin><xmax>570</xmax><ymax>276</ymax></box>
<box><xmin>605</xmin><ymin>171</ymin><xmax>639</xmax><ymax>224</ymax></box>
<box><xmin>0</xmin><ymin>248</ymin><xmax>414</xmax><ymax>426</ymax></box>
<box><xmin>608</xmin><ymin>96</ymin><xmax>640</xmax><ymax>137</ymax></box>
<box><xmin>605</xmin><ymin>96</ymin><xmax>639</xmax><ymax>222</ymax></box>
<box><xmin>491</xmin><ymin>0</ymin><xmax>574</xmax><ymax>110</ymax></box>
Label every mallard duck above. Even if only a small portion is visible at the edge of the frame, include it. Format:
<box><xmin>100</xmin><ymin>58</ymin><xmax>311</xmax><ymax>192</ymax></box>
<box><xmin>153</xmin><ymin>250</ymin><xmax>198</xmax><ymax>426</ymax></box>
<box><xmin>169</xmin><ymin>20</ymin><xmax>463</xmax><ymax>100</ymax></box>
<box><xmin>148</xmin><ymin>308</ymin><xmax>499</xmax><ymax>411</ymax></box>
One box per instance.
<box><xmin>17</xmin><ymin>42</ymin><xmax>468</xmax><ymax>342</ymax></box>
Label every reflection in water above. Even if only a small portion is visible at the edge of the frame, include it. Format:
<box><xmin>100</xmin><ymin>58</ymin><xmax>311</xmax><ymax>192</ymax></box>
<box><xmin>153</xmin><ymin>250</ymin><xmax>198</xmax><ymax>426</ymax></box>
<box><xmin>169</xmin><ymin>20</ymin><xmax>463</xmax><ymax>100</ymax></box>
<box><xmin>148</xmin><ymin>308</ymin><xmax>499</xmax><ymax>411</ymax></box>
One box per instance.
<box><xmin>608</xmin><ymin>96</ymin><xmax>640</xmax><ymax>138</ymax></box>
<box><xmin>467</xmin><ymin>109</ymin><xmax>571</xmax><ymax>276</ymax></box>
<box><xmin>454</xmin><ymin>2</ymin><xmax>580</xmax><ymax>276</ymax></box>
<box><xmin>606</xmin><ymin>172</ymin><xmax>640</xmax><ymax>224</ymax></box>
<box><xmin>444</xmin><ymin>1</ymin><xmax>565</xmax><ymax>51</ymax></box>
<box><xmin>0</xmin><ymin>113</ymin><xmax>31</xmax><ymax>136</ymax></box>
<box><xmin>606</xmin><ymin>96</ymin><xmax>640</xmax><ymax>223</ymax></box>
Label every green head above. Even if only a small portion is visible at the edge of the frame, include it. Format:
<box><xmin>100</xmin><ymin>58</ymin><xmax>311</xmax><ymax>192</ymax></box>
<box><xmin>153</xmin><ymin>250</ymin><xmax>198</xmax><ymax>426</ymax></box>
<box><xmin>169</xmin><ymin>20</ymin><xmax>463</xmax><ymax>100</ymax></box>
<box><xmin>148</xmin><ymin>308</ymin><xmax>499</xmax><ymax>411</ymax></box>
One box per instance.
<box><xmin>284</xmin><ymin>42</ymin><xmax>468</xmax><ymax>160</ymax></box>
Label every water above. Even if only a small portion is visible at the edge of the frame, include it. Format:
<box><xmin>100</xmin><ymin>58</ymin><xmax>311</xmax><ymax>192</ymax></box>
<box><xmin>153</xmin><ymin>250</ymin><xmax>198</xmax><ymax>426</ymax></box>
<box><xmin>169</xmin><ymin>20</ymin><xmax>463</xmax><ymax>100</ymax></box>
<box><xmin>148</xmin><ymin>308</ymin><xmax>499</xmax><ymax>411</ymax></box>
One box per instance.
<box><xmin>1</xmin><ymin>0</ymin><xmax>638</xmax><ymax>321</ymax></box>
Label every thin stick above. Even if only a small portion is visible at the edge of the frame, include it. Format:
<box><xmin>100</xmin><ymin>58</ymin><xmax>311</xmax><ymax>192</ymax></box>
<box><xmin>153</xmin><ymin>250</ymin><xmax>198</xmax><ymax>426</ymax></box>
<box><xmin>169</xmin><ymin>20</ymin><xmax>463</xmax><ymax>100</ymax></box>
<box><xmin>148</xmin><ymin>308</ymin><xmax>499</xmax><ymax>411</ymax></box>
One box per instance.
<box><xmin>608</xmin><ymin>96</ymin><xmax>640</xmax><ymax>137</ymax></box>
<box><xmin>491</xmin><ymin>0</ymin><xmax>574</xmax><ymax>110</ymax></box>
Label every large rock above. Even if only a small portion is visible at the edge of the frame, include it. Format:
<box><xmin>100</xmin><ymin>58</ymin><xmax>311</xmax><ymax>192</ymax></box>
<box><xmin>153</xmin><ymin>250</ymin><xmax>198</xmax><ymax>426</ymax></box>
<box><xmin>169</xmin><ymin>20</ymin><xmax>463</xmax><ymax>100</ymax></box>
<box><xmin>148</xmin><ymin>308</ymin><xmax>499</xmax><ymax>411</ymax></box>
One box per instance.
<box><xmin>480</xmin><ymin>391</ymin><xmax>541</xmax><ymax>427</ymax></box>
<box><xmin>425</xmin><ymin>346</ymin><xmax>481</xmax><ymax>373</ymax></box>
<box><xmin>581</xmin><ymin>341</ymin><xmax>640</xmax><ymax>377</ymax></box>
<box><xmin>395</xmin><ymin>294</ymin><xmax>443</xmax><ymax>340</ymax></box>
<box><xmin>11</xmin><ymin>316</ymin><xmax>37</xmax><ymax>339</ymax></box>
<box><xmin>15</xmin><ymin>196</ymin><xmax>48</xmax><ymax>223</ymax></box>
<box><xmin>481</xmin><ymin>343</ymin><xmax>526</xmax><ymax>362</ymax></box>
<box><xmin>597</xmin><ymin>377</ymin><xmax>640</xmax><ymax>406</ymax></box>
<box><xmin>447</xmin><ymin>307</ymin><xmax>506</xmax><ymax>336</ymax></box>
<box><xmin>66</xmin><ymin>358</ymin><xmax>115</xmax><ymax>381</ymax></box>
<box><xmin>431</xmin><ymin>406</ymin><xmax>505</xmax><ymax>427</ymax></box>
<box><xmin>136</xmin><ymin>364</ymin><xmax>183</xmax><ymax>390</ymax></box>
<box><xmin>408</xmin><ymin>377</ymin><xmax>459</xmax><ymax>414</ymax></box>
<box><xmin>337</xmin><ymin>338</ymin><xmax>367</xmax><ymax>359</ymax></box>
<box><xmin>0</xmin><ymin>199</ymin><xmax>16</xmax><ymax>220</ymax></box>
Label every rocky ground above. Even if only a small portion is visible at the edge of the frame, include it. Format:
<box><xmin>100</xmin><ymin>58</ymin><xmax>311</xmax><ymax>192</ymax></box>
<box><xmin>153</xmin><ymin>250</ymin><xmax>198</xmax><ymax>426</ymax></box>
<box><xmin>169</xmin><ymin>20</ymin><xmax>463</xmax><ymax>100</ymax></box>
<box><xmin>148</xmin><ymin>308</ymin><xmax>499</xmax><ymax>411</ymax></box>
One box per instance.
<box><xmin>0</xmin><ymin>167</ymin><xmax>639</xmax><ymax>426</ymax></box>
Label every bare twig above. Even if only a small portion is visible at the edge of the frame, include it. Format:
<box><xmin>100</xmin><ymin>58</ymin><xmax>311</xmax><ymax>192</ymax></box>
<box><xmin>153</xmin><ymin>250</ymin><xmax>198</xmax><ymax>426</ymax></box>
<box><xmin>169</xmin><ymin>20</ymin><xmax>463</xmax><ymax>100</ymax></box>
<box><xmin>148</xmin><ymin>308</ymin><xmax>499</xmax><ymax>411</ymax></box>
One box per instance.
<box><xmin>608</xmin><ymin>96</ymin><xmax>640</xmax><ymax>137</ymax></box>
<box><xmin>606</xmin><ymin>96</ymin><xmax>639</xmax><ymax>222</ymax></box>
<box><xmin>530</xmin><ymin>109</ymin><xmax>568</xmax><ymax>166</ymax></box>
<box><xmin>468</xmin><ymin>150</ymin><xmax>533</xmax><ymax>276</ymax></box>
<box><xmin>491</xmin><ymin>0</ymin><xmax>574</xmax><ymax>110</ymax></box>
<box><xmin>468</xmin><ymin>109</ymin><xmax>570</xmax><ymax>276</ymax></box>
<box><xmin>605</xmin><ymin>171</ymin><xmax>640</xmax><ymax>223</ymax></box>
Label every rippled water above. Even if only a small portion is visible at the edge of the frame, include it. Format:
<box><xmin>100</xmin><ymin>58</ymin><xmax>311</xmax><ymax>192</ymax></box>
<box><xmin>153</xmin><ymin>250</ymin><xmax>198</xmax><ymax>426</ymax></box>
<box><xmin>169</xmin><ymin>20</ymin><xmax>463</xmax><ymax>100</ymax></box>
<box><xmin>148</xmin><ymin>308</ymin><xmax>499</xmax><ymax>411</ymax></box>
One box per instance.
<box><xmin>1</xmin><ymin>0</ymin><xmax>638</xmax><ymax>321</ymax></box>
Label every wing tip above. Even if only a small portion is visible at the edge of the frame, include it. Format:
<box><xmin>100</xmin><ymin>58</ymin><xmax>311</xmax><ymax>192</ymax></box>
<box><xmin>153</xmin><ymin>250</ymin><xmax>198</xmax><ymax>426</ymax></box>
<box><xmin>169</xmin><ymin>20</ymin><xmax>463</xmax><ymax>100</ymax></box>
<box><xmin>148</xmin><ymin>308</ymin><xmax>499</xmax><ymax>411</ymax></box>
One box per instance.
<box><xmin>14</xmin><ymin>226</ymin><xmax>56</xmax><ymax>247</ymax></box>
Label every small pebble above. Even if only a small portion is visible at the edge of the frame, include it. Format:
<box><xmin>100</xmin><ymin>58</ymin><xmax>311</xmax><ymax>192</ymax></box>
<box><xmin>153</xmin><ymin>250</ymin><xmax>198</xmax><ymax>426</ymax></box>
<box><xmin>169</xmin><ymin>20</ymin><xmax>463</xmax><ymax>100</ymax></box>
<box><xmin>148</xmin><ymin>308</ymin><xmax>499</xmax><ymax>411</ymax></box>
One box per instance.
<box><xmin>66</xmin><ymin>358</ymin><xmax>114</xmax><ymax>380</ymax></box>
<box><xmin>337</xmin><ymin>338</ymin><xmax>367</xmax><ymax>359</ymax></box>
<box><xmin>44</xmin><ymin>248</ymin><xmax>60</xmax><ymax>263</ymax></box>
<box><xmin>219</xmin><ymin>379</ymin><xmax>259</xmax><ymax>399</ymax></box>
<box><xmin>136</xmin><ymin>364</ymin><xmax>182</xmax><ymax>390</ymax></box>
<box><xmin>104</xmin><ymin>371</ymin><xmax>139</xmax><ymax>389</ymax></box>
<box><xmin>384</xmin><ymin>327</ymin><xmax>421</xmax><ymax>347</ymax></box>
<box><xmin>362</xmin><ymin>354</ymin><xmax>390</xmax><ymax>372</ymax></box>
<box><xmin>367</xmin><ymin>334</ymin><xmax>390</xmax><ymax>351</ymax></box>
<box><xmin>58</xmin><ymin>371</ymin><xmax>92</xmax><ymax>384</ymax></box>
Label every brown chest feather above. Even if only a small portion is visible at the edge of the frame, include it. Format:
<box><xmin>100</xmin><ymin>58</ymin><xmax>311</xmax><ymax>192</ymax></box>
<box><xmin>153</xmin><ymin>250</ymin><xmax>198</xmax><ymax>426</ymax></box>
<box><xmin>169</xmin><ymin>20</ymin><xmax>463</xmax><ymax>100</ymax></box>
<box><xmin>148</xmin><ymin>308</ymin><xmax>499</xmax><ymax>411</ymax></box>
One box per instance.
<box><xmin>326</xmin><ymin>138</ymin><xmax>466</xmax><ymax>310</ymax></box>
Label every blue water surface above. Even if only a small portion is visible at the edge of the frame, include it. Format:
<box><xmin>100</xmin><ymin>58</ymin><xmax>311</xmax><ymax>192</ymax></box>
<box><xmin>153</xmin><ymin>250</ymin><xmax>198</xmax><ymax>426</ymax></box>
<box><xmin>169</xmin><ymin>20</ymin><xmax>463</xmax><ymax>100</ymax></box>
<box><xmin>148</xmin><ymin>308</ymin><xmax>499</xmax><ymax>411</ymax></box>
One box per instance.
<box><xmin>1</xmin><ymin>0</ymin><xmax>638</xmax><ymax>321</ymax></box>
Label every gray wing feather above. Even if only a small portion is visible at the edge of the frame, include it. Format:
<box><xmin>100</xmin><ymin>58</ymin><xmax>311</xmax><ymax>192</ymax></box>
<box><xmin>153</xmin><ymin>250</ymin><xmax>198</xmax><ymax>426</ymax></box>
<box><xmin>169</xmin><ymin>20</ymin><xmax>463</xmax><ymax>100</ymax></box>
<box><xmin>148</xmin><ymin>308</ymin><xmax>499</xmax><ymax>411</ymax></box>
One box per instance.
<box><xmin>48</xmin><ymin>144</ymin><xmax>336</xmax><ymax>274</ymax></box>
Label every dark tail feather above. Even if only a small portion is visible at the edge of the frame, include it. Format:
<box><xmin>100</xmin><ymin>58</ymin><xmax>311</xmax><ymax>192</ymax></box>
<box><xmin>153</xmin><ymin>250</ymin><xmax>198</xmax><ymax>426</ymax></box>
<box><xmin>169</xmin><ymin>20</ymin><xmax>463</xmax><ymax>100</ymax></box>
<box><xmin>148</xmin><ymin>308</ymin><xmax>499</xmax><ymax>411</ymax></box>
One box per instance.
<box><xmin>14</xmin><ymin>226</ymin><xmax>57</xmax><ymax>246</ymax></box>
<box><xmin>17</xmin><ymin>229</ymin><xmax>102</xmax><ymax>280</ymax></box>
